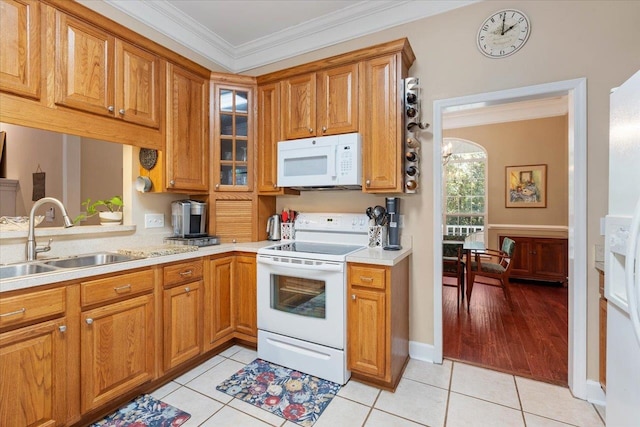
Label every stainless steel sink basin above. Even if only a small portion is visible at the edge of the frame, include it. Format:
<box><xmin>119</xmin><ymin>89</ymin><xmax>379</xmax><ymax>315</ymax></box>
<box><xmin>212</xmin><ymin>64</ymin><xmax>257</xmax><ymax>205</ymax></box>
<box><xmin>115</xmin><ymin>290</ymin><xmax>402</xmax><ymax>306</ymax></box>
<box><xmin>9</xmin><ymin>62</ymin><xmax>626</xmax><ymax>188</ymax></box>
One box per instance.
<box><xmin>0</xmin><ymin>262</ymin><xmax>60</xmax><ymax>280</ymax></box>
<box><xmin>43</xmin><ymin>252</ymin><xmax>139</xmax><ymax>269</ymax></box>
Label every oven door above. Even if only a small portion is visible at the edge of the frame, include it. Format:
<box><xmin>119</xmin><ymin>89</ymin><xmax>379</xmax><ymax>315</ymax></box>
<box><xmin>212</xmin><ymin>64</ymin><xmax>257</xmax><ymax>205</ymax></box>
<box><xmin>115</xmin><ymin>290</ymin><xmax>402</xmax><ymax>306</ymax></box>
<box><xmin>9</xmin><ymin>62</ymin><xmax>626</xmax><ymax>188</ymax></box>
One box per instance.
<box><xmin>257</xmin><ymin>255</ymin><xmax>345</xmax><ymax>349</ymax></box>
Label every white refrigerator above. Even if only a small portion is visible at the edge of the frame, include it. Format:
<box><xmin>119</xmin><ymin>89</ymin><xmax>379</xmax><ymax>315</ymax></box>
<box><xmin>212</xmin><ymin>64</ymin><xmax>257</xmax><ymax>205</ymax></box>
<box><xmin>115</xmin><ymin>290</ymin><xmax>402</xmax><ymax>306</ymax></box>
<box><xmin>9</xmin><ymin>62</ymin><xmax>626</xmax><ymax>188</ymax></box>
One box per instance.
<box><xmin>604</xmin><ymin>69</ymin><xmax>640</xmax><ymax>426</ymax></box>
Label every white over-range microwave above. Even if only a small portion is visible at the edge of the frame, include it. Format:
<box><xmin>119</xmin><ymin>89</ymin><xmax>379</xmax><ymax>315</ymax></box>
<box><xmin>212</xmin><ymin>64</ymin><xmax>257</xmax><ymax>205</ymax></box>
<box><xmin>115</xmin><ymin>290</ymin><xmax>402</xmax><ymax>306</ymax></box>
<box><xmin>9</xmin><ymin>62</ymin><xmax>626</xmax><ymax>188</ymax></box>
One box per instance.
<box><xmin>277</xmin><ymin>132</ymin><xmax>362</xmax><ymax>190</ymax></box>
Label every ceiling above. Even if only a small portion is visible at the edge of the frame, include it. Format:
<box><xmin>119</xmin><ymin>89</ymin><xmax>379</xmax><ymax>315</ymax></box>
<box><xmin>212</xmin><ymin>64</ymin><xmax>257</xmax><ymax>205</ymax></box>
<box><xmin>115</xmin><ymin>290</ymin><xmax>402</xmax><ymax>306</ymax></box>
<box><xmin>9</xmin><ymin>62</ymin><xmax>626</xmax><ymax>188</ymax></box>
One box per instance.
<box><xmin>103</xmin><ymin>0</ymin><xmax>476</xmax><ymax>73</ymax></box>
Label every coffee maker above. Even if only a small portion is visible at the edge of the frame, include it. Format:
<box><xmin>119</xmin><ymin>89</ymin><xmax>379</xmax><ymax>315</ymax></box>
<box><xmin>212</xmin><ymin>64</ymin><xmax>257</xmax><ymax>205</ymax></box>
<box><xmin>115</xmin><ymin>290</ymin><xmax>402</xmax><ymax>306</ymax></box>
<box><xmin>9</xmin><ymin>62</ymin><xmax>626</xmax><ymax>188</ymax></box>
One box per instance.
<box><xmin>171</xmin><ymin>199</ymin><xmax>207</xmax><ymax>237</ymax></box>
<box><xmin>383</xmin><ymin>197</ymin><xmax>402</xmax><ymax>250</ymax></box>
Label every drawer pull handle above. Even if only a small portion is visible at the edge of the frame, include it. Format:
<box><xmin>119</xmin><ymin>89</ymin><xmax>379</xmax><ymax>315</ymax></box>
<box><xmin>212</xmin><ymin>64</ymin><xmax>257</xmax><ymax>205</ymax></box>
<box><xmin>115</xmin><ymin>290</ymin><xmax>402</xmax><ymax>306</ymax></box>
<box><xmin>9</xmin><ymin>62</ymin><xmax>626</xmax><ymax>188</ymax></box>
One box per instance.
<box><xmin>86</xmin><ymin>318</ymin><xmax>94</xmax><ymax>325</ymax></box>
<box><xmin>113</xmin><ymin>284</ymin><xmax>132</xmax><ymax>293</ymax></box>
<box><xmin>359</xmin><ymin>276</ymin><xmax>374</xmax><ymax>282</ymax></box>
<box><xmin>59</xmin><ymin>325</ymin><xmax>67</xmax><ymax>333</ymax></box>
<box><xmin>0</xmin><ymin>307</ymin><xmax>26</xmax><ymax>318</ymax></box>
<box><xmin>179</xmin><ymin>270</ymin><xmax>193</xmax><ymax>277</ymax></box>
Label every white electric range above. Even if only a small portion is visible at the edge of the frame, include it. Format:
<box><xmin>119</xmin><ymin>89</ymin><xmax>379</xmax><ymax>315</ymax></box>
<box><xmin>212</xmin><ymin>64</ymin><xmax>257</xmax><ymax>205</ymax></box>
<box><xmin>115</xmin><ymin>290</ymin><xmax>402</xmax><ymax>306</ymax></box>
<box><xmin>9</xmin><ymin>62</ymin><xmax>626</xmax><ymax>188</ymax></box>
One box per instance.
<box><xmin>256</xmin><ymin>212</ymin><xmax>369</xmax><ymax>384</ymax></box>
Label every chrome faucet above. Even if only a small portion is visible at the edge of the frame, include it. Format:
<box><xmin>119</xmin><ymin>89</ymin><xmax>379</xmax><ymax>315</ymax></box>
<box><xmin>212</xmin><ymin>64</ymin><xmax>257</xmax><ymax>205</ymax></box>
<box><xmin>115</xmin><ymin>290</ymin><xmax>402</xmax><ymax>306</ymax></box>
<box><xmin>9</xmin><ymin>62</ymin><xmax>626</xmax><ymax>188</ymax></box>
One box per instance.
<box><xmin>26</xmin><ymin>197</ymin><xmax>74</xmax><ymax>261</ymax></box>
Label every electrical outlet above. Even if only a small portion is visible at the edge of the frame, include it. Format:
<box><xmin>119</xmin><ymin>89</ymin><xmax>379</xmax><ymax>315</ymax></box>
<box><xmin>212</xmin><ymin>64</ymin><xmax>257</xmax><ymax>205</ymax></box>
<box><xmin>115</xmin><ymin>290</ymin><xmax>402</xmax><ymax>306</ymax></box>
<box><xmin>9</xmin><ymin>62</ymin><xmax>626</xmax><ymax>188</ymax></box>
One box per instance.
<box><xmin>145</xmin><ymin>213</ymin><xmax>164</xmax><ymax>228</ymax></box>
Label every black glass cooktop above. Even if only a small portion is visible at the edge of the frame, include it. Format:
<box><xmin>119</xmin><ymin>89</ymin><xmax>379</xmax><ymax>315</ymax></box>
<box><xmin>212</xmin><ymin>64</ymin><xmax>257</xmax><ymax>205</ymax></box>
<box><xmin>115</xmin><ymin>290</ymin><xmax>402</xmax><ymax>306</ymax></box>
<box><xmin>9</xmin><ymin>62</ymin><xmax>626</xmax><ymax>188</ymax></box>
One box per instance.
<box><xmin>265</xmin><ymin>242</ymin><xmax>365</xmax><ymax>256</ymax></box>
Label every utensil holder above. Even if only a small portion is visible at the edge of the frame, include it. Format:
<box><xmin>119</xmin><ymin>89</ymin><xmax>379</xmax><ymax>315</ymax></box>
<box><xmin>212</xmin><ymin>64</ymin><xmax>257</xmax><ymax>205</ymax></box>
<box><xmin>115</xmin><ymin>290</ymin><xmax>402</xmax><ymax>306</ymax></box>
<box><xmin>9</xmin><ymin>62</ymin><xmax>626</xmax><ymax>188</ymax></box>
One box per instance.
<box><xmin>368</xmin><ymin>225</ymin><xmax>388</xmax><ymax>248</ymax></box>
<box><xmin>281</xmin><ymin>223</ymin><xmax>295</xmax><ymax>241</ymax></box>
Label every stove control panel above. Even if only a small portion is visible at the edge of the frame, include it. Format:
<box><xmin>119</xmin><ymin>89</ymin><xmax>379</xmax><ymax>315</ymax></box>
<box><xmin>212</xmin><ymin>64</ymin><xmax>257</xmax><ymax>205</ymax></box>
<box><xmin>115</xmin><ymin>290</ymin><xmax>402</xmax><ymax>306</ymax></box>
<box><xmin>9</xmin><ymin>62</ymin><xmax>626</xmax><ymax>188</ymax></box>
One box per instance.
<box><xmin>295</xmin><ymin>213</ymin><xmax>369</xmax><ymax>233</ymax></box>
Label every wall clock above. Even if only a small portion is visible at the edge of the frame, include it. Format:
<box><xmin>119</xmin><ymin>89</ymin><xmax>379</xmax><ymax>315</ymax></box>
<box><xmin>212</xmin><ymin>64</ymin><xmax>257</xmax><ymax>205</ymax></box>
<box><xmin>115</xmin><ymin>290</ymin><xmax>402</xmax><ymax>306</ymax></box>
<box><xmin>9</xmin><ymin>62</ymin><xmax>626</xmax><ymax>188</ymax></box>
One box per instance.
<box><xmin>477</xmin><ymin>9</ymin><xmax>530</xmax><ymax>58</ymax></box>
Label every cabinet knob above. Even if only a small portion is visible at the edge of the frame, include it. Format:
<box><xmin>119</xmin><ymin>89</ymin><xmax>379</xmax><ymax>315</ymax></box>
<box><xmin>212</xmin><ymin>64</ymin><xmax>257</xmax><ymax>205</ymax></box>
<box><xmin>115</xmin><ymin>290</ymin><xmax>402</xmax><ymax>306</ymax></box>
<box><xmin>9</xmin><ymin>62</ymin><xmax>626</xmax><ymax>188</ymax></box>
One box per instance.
<box><xmin>86</xmin><ymin>318</ymin><xmax>94</xmax><ymax>325</ymax></box>
<box><xmin>215</xmin><ymin>184</ymin><xmax>220</xmax><ymax>189</ymax></box>
<box><xmin>322</xmin><ymin>126</ymin><xmax>327</xmax><ymax>132</ymax></box>
<box><xmin>365</xmin><ymin>180</ymin><xmax>371</xmax><ymax>187</ymax></box>
<box><xmin>169</xmin><ymin>180</ymin><xmax>175</xmax><ymax>186</ymax></box>
<box><xmin>118</xmin><ymin>108</ymin><xmax>125</xmax><ymax>115</ymax></box>
<box><xmin>107</xmin><ymin>105</ymin><xmax>114</xmax><ymax>113</ymax></box>
<box><xmin>185</xmin><ymin>287</ymin><xmax>190</xmax><ymax>294</ymax></box>
<box><xmin>351</xmin><ymin>294</ymin><xmax>356</xmax><ymax>300</ymax></box>
<box><xmin>59</xmin><ymin>325</ymin><xmax>67</xmax><ymax>333</ymax></box>
<box><xmin>309</xmin><ymin>128</ymin><xmax>313</xmax><ymax>134</ymax></box>
<box><xmin>273</xmin><ymin>184</ymin><xmax>277</xmax><ymax>188</ymax></box>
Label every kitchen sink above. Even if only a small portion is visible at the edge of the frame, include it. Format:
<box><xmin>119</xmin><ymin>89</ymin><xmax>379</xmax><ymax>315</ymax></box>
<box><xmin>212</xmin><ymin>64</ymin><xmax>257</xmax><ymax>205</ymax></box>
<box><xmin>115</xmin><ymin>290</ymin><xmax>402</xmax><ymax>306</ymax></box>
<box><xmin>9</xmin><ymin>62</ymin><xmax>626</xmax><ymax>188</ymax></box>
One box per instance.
<box><xmin>43</xmin><ymin>252</ymin><xmax>139</xmax><ymax>269</ymax></box>
<box><xmin>0</xmin><ymin>262</ymin><xmax>60</xmax><ymax>280</ymax></box>
<box><xmin>1</xmin><ymin>252</ymin><xmax>141</xmax><ymax>281</ymax></box>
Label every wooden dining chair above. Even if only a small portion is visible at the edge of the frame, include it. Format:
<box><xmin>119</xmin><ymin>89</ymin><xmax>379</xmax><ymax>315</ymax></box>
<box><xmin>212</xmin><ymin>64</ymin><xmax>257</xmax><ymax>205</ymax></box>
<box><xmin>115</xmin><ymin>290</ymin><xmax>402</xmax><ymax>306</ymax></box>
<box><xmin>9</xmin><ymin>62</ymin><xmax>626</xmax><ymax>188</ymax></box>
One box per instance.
<box><xmin>468</xmin><ymin>237</ymin><xmax>516</xmax><ymax>309</ymax></box>
<box><xmin>442</xmin><ymin>236</ymin><xmax>466</xmax><ymax>309</ymax></box>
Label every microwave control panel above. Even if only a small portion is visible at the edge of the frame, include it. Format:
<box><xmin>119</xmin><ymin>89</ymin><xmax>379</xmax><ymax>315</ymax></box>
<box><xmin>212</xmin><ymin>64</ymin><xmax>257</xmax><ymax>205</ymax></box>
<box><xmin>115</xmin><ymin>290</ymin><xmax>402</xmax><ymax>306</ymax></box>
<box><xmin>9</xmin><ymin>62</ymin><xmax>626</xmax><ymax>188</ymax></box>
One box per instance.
<box><xmin>337</xmin><ymin>143</ymin><xmax>361</xmax><ymax>179</ymax></box>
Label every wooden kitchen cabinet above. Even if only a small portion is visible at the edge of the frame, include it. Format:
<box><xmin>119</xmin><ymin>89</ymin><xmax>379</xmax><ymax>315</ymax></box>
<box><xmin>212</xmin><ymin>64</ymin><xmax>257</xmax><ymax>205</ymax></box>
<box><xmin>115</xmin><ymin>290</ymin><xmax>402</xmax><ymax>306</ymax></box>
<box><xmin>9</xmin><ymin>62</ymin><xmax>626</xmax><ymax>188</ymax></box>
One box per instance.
<box><xmin>163</xmin><ymin>259</ymin><xmax>203</xmax><ymax>371</ymax></box>
<box><xmin>165</xmin><ymin>63</ymin><xmax>209</xmax><ymax>192</ymax></box>
<box><xmin>234</xmin><ymin>254</ymin><xmax>257</xmax><ymax>339</ymax></box>
<box><xmin>205</xmin><ymin>255</ymin><xmax>235</xmax><ymax>347</ymax></box>
<box><xmin>280</xmin><ymin>63</ymin><xmax>358</xmax><ymax>140</ymax></box>
<box><xmin>211</xmin><ymin>75</ymin><xmax>255</xmax><ymax>192</ymax></box>
<box><xmin>204</xmin><ymin>254</ymin><xmax>257</xmax><ymax>349</ymax></box>
<box><xmin>80</xmin><ymin>270</ymin><xmax>155</xmax><ymax>412</ymax></box>
<box><xmin>209</xmin><ymin>195</ymin><xmax>275</xmax><ymax>243</ymax></box>
<box><xmin>0</xmin><ymin>287</ymin><xmax>67</xmax><ymax>427</ymax></box>
<box><xmin>361</xmin><ymin>54</ymin><xmax>404</xmax><ymax>193</ymax></box>
<box><xmin>500</xmin><ymin>236</ymin><xmax>568</xmax><ymax>283</ymax></box>
<box><xmin>347</xmin><ymin>259</ymin><xmax>409</xmax><ymax>390</ymax></box>
<box><xmin>54</xmin><ymin>11</ymin><xmax>162</xmax><ymax>128</ymax></box>
<box><xmin>281</xmin><ymin>73</ymin><xmax>316</xmax><ymax>139</ymax></box>
<box><xmin>0</xmin><ymin>0</ymin><xmax>41</xmax><ymax>100</ymax></box>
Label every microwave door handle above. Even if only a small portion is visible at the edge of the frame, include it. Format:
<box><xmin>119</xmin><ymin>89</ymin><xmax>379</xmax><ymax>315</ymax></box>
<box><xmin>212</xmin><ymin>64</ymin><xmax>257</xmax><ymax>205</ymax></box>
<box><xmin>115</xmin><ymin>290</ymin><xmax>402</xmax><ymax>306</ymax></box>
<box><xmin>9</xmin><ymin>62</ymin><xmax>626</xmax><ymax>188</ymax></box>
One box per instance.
<box><xmin>329</xmin><ymin>145</ymin><xmax>337</xmax><ymax>178</ymax></box>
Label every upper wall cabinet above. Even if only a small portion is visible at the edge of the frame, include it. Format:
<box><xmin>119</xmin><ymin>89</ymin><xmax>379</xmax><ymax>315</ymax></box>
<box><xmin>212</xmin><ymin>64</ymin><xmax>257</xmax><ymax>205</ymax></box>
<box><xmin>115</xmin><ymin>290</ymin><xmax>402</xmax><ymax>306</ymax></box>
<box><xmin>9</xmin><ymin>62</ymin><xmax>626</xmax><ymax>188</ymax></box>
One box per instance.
<box><xmin>55</xmin><ymin>12</ymin><xmax>162</xmax><ymax>129</ymax></box>
<box><xmin>165</xmin><ymin>63</ymin><xmax>209</xmax><ymax>192</ymax></box>
<box><xmin>212</xmin><ymin>79</ymin><xmax>254</xmax><ymax>192</ymax></box>
<box><xmin>0</xmin><ymin>0</ymin><xmax>41</xmax><ymax>100</ymax></box>
<box><xmin>280</xmin><ymin>63</ymin><xmax>358</xmax><ymax>140</ymax></box>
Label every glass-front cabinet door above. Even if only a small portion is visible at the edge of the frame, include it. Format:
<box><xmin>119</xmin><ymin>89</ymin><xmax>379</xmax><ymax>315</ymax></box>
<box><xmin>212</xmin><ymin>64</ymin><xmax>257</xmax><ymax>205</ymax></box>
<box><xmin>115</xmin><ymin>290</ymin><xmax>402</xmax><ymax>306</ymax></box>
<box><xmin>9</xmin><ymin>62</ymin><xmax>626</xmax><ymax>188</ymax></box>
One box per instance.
<box><xmin>213</xmin><ymin>81</ymin><xmax>253</xmax><ymax>191</ymax></box>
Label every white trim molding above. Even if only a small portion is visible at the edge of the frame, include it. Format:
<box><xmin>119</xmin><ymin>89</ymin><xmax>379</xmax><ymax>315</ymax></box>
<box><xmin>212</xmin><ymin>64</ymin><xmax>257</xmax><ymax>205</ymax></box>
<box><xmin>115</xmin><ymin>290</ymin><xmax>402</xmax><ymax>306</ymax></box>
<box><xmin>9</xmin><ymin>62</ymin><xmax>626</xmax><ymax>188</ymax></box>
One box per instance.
<box><xmin>103</xmin><ymin>0</ymin><xmax>477</xmax><ymax>72</ymax></box>
<box><xmin>433</xmin><ymin>78</ymin><xmax>588</xmax><ymax>400</ymax></box>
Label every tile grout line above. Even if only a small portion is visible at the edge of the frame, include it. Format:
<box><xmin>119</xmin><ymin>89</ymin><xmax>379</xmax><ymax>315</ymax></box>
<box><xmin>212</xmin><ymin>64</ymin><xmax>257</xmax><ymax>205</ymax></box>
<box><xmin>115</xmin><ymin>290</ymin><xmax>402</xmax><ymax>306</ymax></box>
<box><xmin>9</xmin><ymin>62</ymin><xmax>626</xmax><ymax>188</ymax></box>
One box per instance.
<box><xmin>443</xmin><ymin>360</ymin><xmax>455</xmax><ymax>427</ymax></box>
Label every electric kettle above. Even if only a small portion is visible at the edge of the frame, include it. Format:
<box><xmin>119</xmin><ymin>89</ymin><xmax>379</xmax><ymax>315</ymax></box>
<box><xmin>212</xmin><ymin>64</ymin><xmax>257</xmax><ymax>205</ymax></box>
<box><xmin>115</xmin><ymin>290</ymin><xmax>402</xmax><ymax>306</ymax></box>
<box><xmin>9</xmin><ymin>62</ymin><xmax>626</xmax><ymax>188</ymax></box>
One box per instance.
<box><xmin>266</xmin><ymin>214</ymin><xmax>282</xmax><ymax>240</ymax></box>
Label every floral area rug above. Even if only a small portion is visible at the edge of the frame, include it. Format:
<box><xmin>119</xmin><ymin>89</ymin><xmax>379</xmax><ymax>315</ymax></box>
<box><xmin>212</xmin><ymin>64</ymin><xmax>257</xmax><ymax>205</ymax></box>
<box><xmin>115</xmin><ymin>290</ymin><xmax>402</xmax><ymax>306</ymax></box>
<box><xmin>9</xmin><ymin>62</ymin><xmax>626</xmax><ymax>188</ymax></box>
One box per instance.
<box><xmin>90</xmin><ymin>394</ymin><xmax>190</xmax><ymax>427</ymax></box>
<box><xmin>216</xmin><ymin>358</ymin><xmax>341</xmax><ymax>427</ymax></box>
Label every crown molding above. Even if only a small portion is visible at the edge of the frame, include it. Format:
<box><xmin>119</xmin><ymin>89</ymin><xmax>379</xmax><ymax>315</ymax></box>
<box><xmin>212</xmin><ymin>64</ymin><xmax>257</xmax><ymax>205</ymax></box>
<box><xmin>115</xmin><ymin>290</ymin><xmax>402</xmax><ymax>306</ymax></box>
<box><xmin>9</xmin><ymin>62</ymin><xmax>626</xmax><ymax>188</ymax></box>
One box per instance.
<box><xmin>104</xmin><ymin>0</ymin><xmax>476</xmax><ymax>73</ymax></box>
<box><xmin>443</xmin><ymin>96</ymin><xmax>569</xmax><ymax>129</ymax></box>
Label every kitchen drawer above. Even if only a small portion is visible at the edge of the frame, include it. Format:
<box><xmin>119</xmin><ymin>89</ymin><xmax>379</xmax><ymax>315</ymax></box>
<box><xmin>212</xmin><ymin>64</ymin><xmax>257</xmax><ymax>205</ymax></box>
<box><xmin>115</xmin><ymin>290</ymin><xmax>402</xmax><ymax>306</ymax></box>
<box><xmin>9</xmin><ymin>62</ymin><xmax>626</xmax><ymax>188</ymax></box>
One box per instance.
<box><xmin>164</xmin><ymin>259</ymin><xmax>204</xmax><ymax>287</ymax></box>
<box><xmin>82</xmin><ymin>269</ymin><xmax>154</xmax><ymax>307</ymax></box>
<box><xmin>0</xmin><ymin>287</ymin><xmax>65</xmax><ymax>329</ymax></box>
<box><xmin>349</xmin><ymin>265</ymin><xmax>386</xmax><ymax>290</ymax></box>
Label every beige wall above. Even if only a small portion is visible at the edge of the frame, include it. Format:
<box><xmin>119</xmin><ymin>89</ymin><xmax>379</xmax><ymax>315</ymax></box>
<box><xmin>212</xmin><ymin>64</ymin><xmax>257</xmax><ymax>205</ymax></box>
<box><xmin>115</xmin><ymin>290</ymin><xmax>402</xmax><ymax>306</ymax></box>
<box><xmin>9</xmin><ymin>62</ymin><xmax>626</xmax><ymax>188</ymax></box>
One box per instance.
<box><xmin>444</xmin><ymin>116</ymin><xmax>569</xmax><ymax>227</ymax></box>
<box><xmin>245</xmin><ymin>0</ymin><xmax>640</xmax><ymax>381</ymax></box>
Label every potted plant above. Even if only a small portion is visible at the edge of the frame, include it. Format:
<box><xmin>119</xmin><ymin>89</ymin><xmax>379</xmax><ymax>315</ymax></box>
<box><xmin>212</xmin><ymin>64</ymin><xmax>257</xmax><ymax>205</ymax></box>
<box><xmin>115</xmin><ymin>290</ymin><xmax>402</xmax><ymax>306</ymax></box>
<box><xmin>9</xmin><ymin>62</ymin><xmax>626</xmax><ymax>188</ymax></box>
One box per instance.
<box><xmin>75</xmin><ymin>196</ymin><xmax>124</xmax><ymax>225</ymax></box>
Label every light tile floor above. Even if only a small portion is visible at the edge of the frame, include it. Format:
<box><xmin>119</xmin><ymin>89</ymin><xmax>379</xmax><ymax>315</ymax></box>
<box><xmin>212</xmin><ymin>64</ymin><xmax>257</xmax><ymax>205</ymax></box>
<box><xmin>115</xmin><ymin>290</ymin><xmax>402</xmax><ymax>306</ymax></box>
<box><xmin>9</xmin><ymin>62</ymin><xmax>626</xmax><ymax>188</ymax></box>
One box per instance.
<box><xmin>150</xmin><ymin>345</ymin><xmax>606</xmax><ymax>427</ymax></box>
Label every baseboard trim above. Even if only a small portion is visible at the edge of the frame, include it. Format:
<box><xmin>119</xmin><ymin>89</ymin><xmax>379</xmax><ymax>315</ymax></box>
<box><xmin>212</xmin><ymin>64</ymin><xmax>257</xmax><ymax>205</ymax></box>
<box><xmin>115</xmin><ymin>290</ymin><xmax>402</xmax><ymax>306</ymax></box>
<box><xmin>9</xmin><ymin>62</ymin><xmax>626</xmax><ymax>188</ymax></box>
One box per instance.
<box><xmin>409</xmin><ymin>340</ymin><xmax>436</xmax><ymax>363</ymax></box>
<box><xmin>586</xmin><ymin>379</ymin><xmax>606</xmax><ymax>406</ymax></box>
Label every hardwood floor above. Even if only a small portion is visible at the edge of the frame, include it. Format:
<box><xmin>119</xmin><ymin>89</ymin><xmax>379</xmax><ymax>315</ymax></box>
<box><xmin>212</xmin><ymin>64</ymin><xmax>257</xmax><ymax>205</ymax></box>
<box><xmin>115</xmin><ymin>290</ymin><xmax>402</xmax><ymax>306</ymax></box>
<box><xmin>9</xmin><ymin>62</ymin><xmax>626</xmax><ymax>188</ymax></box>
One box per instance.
<box><xmin>443</xmin><ymin>276</ymin><xmax>568</xmax><ymax>385</ymax></box>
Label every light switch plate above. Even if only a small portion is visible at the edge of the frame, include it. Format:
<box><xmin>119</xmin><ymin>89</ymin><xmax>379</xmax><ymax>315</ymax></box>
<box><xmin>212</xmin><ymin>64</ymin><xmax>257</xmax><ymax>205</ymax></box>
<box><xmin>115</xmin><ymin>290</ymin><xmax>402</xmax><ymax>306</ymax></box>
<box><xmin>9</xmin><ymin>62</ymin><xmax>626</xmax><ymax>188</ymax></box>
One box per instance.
<box><xmin>145</xmin><ymin>213</ymin><xmax>164</xmax><ymax>228</ymax></box>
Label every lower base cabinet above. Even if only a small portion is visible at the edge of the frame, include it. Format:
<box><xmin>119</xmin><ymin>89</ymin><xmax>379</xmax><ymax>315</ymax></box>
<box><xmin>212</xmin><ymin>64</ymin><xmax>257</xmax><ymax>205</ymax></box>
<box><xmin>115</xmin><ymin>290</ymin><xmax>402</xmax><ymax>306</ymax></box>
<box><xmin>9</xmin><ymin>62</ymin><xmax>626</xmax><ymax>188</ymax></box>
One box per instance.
<box><xmin>0</xmin><ymin>318</ymin><xmax>68</xmax><ymax>427</ymax></box>
<box><xmin>204</xmin><ymin>254</ymin><xmax>257</xmax><ymax>350</ymax></box>
<box><xmin>80</xmin><ymin>269</ymin><xmax>156</xmax><ymax>413</ymax></box>
<box><xmin>347</xmin><ymin>258</ymin><xmax>409</xmax><ymax>389</ymax></box>
<box><xmin>163</xmin><ymin>260</ymin><xmax>204</xmax><ymax>371</ymax></box>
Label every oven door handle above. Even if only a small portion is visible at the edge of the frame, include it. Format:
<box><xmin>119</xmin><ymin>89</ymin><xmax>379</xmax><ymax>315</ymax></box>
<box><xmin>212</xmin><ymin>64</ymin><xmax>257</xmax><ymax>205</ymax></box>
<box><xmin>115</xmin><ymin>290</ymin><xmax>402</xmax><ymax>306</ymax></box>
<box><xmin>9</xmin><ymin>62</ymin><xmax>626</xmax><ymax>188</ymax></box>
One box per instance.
<box><xmin>257</xmin><ymin>256</ymin><xmax>343</xmax><ymax>272</ymax></box>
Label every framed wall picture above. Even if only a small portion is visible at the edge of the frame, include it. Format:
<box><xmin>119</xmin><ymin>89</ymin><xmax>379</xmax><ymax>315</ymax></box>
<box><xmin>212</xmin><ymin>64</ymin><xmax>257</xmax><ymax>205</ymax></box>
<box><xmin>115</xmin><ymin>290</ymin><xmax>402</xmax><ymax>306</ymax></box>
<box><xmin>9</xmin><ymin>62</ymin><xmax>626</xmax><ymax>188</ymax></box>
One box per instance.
<box><xmin>505</xmin><ymin>164</ymin><xmax>547</xmax><ymax>208</ymax></box>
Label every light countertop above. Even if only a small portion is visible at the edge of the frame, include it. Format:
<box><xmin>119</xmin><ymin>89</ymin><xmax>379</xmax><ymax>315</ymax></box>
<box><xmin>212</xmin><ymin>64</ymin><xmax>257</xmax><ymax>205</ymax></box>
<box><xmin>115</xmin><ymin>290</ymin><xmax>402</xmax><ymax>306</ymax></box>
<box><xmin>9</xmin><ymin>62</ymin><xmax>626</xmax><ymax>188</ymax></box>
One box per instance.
<box><xmin>1</xmin><ymin>240</ymin><xmax>411</xmax><ymax>293</ymax></box>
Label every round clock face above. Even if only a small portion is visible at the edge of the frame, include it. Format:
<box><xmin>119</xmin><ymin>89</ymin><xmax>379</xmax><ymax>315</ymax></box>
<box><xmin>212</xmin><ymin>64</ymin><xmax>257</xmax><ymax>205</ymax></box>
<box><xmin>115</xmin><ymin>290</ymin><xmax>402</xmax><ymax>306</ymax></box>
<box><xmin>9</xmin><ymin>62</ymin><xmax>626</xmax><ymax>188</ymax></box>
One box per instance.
<box><xmin>477</xmin><ymin>9</ymin><xmax>530</xmax><ymax>58</ymax></box>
